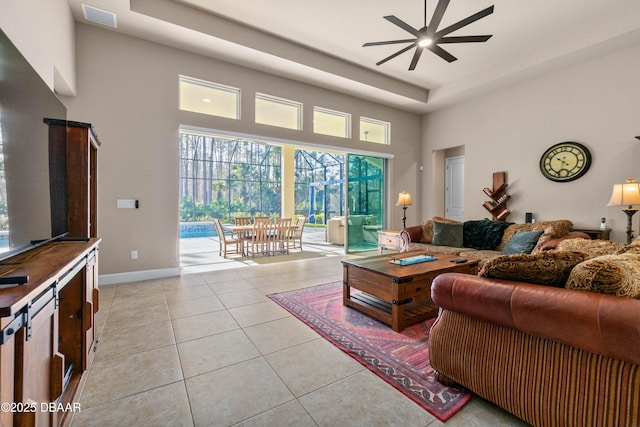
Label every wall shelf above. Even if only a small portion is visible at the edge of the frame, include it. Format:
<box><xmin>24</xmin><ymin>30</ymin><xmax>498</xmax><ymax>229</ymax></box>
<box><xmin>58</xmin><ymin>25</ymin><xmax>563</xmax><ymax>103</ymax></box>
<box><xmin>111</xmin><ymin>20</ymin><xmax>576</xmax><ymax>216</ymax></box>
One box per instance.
<box><xmin>482</xmin><ymin>171</ymin><xmax>511</xmax><ymax>221</ymax></box>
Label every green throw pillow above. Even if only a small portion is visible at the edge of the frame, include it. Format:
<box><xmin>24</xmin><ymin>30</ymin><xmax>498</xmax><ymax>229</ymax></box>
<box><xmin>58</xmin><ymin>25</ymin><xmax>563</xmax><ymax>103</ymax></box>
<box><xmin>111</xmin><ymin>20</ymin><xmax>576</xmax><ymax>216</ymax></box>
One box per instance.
<box><xmin>432</xmin><ymin>221</ymin><xmax>463</xmax><ymax>247</ymax></box>
<box><xmin>501</xmin><ymin>229</ymin><xmax>544</xmax><ymax>254</ymax></box>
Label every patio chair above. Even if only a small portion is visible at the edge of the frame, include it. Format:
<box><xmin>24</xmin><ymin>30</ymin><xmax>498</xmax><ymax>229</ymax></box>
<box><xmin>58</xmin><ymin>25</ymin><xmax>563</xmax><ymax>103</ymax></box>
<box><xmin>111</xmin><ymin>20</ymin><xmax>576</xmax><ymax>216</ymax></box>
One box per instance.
<box><xmin>272</xmin><ymin>218</ymin><xmax>292</xmax><ymax>254</ymax></box>
<box><xmin>234</xmin><ymin>217</ymin><xmax>252</xmax><ymax>225</ymax></box>
<box><xmin>213</xmin><ymin>218</ymin><xmax>242</xmax><ymax>258</ymax></box>
<box><xmin>288</xmin><ymin>216</ymin><xmax>306</xmax><ymax>251</ymax></box>
<box><xmin>246</xmin><ymin>219</ymin><xmax>273</xmax><ymax>257</ymax></box>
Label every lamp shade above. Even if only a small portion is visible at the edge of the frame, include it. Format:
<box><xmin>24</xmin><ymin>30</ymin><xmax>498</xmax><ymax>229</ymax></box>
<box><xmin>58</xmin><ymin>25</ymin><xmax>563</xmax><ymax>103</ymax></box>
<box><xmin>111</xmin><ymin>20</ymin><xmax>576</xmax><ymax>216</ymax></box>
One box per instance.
<box><xmin>607</xmin><ymin>179</ymin><xmax>640</xmax><ymax>207</ymax></box>
<box><xmin>396</xmin><ymin>191</ymin><xmax>412</xmax><ymax>207</ymax></box>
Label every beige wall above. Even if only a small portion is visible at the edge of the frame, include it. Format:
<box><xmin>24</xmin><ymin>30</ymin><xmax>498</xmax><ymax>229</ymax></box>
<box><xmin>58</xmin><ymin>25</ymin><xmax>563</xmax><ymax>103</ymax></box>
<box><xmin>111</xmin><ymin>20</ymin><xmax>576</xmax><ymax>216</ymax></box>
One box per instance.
<box><xmin>62</xmin><ymin>24</ymin><xmax>421</xmax><ymax>279</ymax></box>
<box><xmin>422</xmin><ymin>42</ymin><xmax>640</xmax><ymax>242</ymax></box>
<box><xmin>0</xmin><ymin>0</ymin><xmax>76</xmax><ymax>95</ymax></box>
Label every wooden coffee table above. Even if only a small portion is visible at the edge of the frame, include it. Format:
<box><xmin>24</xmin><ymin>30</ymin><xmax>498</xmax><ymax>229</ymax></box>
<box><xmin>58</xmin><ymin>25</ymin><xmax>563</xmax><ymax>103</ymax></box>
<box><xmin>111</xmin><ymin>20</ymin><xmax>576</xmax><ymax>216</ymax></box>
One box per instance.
<box><xmin>342</xmin><ymin>251</ymin><xmax>479</xmax><ymax>332</ymax></box>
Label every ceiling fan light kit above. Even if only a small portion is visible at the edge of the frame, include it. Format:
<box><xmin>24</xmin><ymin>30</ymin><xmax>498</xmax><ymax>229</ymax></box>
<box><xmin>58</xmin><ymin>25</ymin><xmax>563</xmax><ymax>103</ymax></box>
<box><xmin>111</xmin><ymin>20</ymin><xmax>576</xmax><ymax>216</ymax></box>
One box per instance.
<box><xmin>364</xmin><ymin>0</ymin><xmax>494</xmax><ymax>70</ymax></box>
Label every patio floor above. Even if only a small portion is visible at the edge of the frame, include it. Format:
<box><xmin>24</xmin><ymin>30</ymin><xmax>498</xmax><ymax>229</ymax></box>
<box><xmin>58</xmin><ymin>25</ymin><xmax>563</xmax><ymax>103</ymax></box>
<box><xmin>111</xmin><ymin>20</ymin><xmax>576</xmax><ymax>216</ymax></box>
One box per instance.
<box><xmin>180</xmin><ymin>226</ymin><xmax>350</xmax><ymax>274</ymax></box>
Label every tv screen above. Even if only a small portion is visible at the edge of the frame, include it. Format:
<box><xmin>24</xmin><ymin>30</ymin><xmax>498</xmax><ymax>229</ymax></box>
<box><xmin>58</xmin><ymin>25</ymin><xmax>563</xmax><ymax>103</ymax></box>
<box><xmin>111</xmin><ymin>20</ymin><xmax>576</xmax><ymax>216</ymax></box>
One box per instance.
<box><xmin>0</xmin><ymin>30</ymin><xmax>67</xmax><ymax>258</ymax></box>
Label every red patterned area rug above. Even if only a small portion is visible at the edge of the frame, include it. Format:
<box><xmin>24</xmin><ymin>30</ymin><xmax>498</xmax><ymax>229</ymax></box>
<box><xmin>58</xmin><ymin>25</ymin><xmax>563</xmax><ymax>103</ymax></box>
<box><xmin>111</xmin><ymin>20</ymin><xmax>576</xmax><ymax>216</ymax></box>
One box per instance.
<box><xmin>268</xmin><ymin>281</ymin><xmax>471</xmax><ymax>422</ymax></box>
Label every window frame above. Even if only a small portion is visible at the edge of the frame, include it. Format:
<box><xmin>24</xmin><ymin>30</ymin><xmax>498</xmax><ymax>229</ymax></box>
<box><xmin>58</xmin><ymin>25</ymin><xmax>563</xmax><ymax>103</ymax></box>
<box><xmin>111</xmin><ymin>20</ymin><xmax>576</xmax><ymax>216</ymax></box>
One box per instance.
<box><xmin>255</xmin><ymin>92</ymin><xmax>303</xmax><ymax>130</ymax></box>
<box><xmin>359</xmin><ymin>117</ymin><xmax>391</xmax><ymax>145</ymax></box>
<box><xmin>313</xmin><ymin>106</ymin><xmax>351</xmax><ymax>139</ymax></box>
<box><xmin>179</xmin><ymin>75</ymin><xmax>241</xmax><ymax>120</ymax></box>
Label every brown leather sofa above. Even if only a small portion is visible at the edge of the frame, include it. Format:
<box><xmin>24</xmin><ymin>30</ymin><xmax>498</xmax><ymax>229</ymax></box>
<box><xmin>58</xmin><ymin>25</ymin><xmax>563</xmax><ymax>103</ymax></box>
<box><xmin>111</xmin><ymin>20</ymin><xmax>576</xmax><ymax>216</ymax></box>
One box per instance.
<box><xmin>429</xmin><ymin>273</ymin><xmax>640</xmax><ymax>426</ymax></box>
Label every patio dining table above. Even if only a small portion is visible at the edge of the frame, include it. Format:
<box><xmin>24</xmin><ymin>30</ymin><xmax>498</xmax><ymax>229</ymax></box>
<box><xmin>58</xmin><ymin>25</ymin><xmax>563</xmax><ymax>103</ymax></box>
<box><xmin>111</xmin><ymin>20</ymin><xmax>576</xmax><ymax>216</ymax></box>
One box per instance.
<box><xmin>223</xmin><ymin>223</ymin><xmax>298</xmax><ymax>256</ymax></box>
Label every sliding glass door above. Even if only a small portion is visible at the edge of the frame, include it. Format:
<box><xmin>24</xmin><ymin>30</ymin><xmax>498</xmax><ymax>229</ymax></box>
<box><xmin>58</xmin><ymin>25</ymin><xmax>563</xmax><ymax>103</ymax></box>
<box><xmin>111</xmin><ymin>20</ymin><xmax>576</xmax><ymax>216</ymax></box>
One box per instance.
<box><xmin>345</xmin><ymin>154</ymin><xmax>385</xmax><ymax>253</ymax></box>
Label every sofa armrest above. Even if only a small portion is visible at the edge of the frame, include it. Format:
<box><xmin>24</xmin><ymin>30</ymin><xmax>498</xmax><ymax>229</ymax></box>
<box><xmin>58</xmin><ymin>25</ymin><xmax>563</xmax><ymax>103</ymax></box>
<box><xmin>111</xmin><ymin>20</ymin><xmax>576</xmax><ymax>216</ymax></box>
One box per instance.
<box><xmin>431</xmin><ymin>273</ymin><xmax>640</xmax><ymax>365</ymax></box>
<box><xmin>403</xmin><ymin>225</ymin><xmax>423</xmax><ymax>243</ymax></box>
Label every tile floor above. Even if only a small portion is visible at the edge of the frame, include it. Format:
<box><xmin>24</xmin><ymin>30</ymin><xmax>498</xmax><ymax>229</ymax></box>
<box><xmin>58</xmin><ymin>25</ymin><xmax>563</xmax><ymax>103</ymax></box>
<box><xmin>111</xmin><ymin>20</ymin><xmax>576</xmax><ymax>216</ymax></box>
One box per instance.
<box><xmin>71</xmin><ymin>251</ymin><xmax>529</xmax><ymax>426</ymax></box>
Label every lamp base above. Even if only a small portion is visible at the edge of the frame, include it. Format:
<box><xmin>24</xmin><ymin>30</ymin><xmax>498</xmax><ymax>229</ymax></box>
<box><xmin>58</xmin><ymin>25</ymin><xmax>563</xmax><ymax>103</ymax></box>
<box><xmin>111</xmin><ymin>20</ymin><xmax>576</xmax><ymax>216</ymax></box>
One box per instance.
<box><xmin>401</xmin><ymin>206</ymin><xmax>407</xmax><ymax>229</ymax></box>
<box><xmin>622</xmin><ymin>207</ymin><xmax>638</xmax><ymax>244</ymax></box>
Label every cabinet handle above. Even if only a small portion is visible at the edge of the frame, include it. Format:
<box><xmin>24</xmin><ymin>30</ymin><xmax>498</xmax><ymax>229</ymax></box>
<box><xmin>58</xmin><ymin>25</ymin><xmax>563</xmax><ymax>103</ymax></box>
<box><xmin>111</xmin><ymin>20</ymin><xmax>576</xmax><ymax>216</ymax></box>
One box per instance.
<box><xmin>83</xmin><ymin>302</ymin><xmax>93</xmax><ymax>332</ymax></box>
<box><xmin>93</xmin><ymin>288</ymin><xmax>100</xmax><ymax>313</ymax></box>
<box><xmin>50</xmin><ymin>353</ymin><xmax>65</xmax><ymax>400</ymax></box>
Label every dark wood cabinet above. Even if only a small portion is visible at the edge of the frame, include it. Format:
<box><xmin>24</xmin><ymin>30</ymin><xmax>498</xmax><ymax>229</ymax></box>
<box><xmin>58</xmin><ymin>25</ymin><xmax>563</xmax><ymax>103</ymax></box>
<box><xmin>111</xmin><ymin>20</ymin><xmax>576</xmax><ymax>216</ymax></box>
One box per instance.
<box><xmin>46</xmin><ymin>119</ymin><xmax>100</xmax><ymax>239</ymax></box>
<box><xmin>0</xmin><ymin>120</ymin><xmax>101</xmax><ymax>427</ymax></box>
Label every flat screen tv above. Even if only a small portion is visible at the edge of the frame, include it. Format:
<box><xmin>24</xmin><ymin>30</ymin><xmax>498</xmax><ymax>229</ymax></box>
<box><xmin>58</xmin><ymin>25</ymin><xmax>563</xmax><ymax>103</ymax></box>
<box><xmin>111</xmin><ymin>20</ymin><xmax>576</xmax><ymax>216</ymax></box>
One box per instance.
<box><xmin>0</xmin><ymin>29</ymin><xmax>67</xmax><ymax>263</ymax></box>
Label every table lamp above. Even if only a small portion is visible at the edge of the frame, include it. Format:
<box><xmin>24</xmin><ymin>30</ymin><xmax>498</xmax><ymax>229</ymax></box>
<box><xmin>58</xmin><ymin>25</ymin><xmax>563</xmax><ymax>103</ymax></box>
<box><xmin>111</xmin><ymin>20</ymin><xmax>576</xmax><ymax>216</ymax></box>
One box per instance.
<box><xmin>396</xmin><ymin>191</ymin><xmax>412</xmax><ymax>229</ymax></box>
<box><xmin>607</xmin><ymin>179</ymin><xmax>640</xmax><ymax>244</ymax></box>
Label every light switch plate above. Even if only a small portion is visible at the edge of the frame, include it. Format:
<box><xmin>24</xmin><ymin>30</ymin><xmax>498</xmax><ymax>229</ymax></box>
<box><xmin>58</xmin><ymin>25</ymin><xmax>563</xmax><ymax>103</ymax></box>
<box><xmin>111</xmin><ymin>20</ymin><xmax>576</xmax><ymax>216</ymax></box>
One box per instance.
<box><xmin>117</xmin><ymin>199</ymin><xmax>136</xmax><ymax>208</ymax></box>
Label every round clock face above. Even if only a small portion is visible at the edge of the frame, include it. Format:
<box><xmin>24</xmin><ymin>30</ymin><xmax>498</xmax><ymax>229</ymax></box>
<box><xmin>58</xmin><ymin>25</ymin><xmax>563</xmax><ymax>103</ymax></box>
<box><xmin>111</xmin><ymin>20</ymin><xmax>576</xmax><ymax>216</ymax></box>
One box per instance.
<box><xmin>539</xmin><ymin>142</ymin><xmax>592</xmax><ymax>182</ymax></box>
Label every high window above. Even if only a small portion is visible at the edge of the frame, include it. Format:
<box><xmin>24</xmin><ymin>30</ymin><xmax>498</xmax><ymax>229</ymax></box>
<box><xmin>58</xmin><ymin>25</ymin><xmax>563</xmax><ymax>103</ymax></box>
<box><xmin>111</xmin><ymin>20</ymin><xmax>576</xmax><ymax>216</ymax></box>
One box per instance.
<box><xmin>255</xmin><ymin>93</ymin><xmax>302</xmax><ymax>130</ymax></box>
<box><xmin>359</xmin><ymin>117</ymin><xmax>390</xmax><ymax>144</ymax></box>
<box><xmin>313</xmin><ymin>107</ymin><xmax>350</xmax><ymax>138</ymax></box>
<box><xmin>179</xmin><ymin>76</ymin><xmax>240</xmax><ymax>119</ymax></box>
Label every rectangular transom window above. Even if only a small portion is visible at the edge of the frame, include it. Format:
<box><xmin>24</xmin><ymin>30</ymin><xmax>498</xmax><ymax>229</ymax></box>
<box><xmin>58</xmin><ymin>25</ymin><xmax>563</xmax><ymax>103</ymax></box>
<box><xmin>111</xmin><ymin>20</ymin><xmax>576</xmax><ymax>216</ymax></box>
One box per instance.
<box><xmin>313</xmin><ymin>107</ymin><xmax>350</xmax><ymax>138</ymax></box>
<box><xmin>255</xmin><ymin>93</ymin><xmax>302</xmax><ymax>130</ymax></box>
<box><xmin>179</xmin><ymin>76</ymin><xmax>240</xmax><ymax>119</ymax></box>
<box><xmin>360</xmin><ymin>117</ymin><xmax>390</xmax><ymax>144</ymax></box>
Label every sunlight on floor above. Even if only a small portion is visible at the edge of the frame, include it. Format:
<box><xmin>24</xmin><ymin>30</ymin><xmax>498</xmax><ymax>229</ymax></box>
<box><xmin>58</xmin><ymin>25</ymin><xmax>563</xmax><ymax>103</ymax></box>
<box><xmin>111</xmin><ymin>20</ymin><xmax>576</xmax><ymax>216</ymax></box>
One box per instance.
<box><xmin>180</xmin><ymin>227</ymin><xmax>351</xmax><ymax>274</ymax></box>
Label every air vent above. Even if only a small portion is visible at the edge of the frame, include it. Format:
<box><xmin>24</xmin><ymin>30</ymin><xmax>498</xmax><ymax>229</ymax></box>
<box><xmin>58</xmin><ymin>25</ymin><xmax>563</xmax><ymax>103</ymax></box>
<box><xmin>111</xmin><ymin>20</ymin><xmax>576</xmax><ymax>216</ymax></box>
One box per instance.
<box><xmin>81</xmin><ymin>4</ymin><xmax>118</xmax><ymax>28</ymax></box>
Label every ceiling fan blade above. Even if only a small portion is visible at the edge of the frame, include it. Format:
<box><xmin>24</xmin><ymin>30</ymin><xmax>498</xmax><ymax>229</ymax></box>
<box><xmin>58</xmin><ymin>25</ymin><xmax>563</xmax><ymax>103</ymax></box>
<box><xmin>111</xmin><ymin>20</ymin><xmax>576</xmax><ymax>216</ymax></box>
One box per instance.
<box><xmin>436</xmin><ymin>5</ymin><xmax>494</xmax><ymax>37</ymax></box>
<box><xmin>375</xmin><ymin>44</ymin><xmax>416</xmax><ymax>66</ymax></box>
<box><xmin>409</xmin><ymin>47</ymin><xmax>424</xmax><ymax>70</ymax></box>
<box><xmin>427</xmin><ymin>44</ymin><xmax>457</xmax><ymax>62</ymax></box>
<box><xmin>383</xmin><ymin>15</ymin><xmax>421</xmax><ymax>37</ymax></box>
<box><xmin>427</xmin><ymin>0</ymin><xmax>450</xmax><ymax>34</ymax></box>
<box><xmin>363</xmin><ymin>39</ymin><xmax>417</xmax><ymax>47</ymax></box>
<box><xmin>438</xmin><ymin>35</ymin><xmax>493</xmax><ymax>44</ymax></box>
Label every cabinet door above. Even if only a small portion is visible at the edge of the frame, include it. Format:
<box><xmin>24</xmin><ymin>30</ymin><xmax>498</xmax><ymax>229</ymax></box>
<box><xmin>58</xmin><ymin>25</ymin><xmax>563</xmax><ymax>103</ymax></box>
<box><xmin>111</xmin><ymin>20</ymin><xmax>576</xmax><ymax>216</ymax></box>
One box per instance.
<box><xmin>84</xmin><ymin>251</ymin><xmax>99</xmax><ymax>369</ymax></box>
<box><xmin>14</xmin><ymin>295</ymin><xmax>60</xmax><ymax>427</ymax></box>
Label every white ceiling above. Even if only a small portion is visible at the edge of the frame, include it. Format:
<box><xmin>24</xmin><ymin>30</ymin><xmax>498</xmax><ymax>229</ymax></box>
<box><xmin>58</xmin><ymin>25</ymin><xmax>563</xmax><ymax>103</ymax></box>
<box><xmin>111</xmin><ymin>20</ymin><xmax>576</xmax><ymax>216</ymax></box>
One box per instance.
<box><xmin>67</xmin><ymin>0</ymin><xmax>640</xmax><ymax>113</ymax></box>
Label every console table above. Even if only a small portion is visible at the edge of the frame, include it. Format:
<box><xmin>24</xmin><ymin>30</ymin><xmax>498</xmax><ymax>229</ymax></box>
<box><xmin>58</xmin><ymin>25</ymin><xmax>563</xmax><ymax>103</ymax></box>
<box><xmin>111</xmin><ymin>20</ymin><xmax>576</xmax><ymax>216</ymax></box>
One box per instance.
<box><xmin>0</xmin><ymin>239</ymin><xmax>100</xmax><ymax>427</ymax></box>
<box><xmin>572</xmin><ymin>227</ymin><xmax>610</xmax><ymax>240</ymax></box>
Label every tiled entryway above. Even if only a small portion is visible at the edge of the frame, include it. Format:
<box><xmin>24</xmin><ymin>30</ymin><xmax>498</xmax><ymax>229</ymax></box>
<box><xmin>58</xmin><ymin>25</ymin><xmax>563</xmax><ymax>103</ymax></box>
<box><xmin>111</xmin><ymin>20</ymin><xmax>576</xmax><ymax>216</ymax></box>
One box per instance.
<box><xmin>72</xmin><ymin>254</ymin><xmax>528</xmax><ymax>426</ymax></box>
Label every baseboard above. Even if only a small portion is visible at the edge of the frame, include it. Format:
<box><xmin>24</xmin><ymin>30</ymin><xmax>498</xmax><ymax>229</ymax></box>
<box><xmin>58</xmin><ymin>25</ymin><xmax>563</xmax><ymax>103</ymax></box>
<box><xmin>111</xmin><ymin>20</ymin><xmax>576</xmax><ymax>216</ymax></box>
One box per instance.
<box><xmin>99</xmin><ymin>267</ymin><xmax>181</xmax><ymax>285</ymax></box>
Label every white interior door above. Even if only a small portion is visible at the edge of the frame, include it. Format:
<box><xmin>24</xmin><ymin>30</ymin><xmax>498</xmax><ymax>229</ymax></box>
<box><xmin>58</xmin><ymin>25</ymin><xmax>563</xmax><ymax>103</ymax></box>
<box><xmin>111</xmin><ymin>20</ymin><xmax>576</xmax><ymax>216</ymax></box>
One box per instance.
<box><xmin>445</xmin><ymin>156</ymin><xmax>465</xmax><ymax>221</ymax></box>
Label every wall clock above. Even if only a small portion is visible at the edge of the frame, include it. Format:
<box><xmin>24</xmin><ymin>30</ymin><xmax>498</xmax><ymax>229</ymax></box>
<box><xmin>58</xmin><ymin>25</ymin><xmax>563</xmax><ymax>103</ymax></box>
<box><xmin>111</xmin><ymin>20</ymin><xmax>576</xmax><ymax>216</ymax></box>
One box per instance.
<box><xmin>539</xmin><ymin>142</ymin><xmax>592</xmax><ymax>182</ymax></box>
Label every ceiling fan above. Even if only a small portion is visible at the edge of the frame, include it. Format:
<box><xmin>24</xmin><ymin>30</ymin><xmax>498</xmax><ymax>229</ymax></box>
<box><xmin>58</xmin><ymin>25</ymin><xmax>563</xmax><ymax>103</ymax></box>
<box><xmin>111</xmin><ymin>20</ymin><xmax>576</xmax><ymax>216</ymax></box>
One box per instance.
<box><xmin>363</xmin><ymin>0</ymin><xmax>494</xmax><ymax>70</ymax></box>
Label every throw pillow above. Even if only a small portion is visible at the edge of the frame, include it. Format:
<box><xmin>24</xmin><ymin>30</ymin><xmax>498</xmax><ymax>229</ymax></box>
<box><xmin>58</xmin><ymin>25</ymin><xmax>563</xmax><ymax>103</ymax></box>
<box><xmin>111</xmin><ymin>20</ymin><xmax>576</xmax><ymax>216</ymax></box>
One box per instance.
<box><xmin>432</xmin><ymin>221</ymin><xmax>463</xmax><ymax>247</ymax></box>
<box><xmin>463</xmin><ymin>219</ymin><xmax>513</xmax><ymax>250</ymax></box>
<box><xmin>501</xmin><ymin>230</ymin><xmax>544</xmax><ymax>254</ymax></box>
<box><xmin>496</xmin><ymin>220</ymin><xmax>573</xmax><ymax>253</ymax></box>
<box><xmin>421</xmin><ymin>216</ymin><xmax>461</xmax><ymax>243</ymax></box>
<box><xmin>566</xmin><ymin>254</ymin><xmax>640</xmax><ymax>298</ymax></box>
<box><xmin>556</xmin><ymin>238</ymin><xmax>625</xmax><ymax>259</ymax></box>
<box><xmin>479</xmin><ymin>251</ymin><xmax>588</xmax><ymax>287</ymax></box>
<box><xmin>420</xmin><ymin>220</ymin><xmax>435</xmax><ymax>243</ymax></box>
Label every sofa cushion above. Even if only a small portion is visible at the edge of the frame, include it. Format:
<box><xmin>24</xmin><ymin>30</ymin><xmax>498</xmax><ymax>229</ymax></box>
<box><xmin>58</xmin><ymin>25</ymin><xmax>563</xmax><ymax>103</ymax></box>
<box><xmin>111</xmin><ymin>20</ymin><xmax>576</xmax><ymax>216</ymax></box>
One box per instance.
<box><xmin>496</xmin><ymin>220</ymin><xmax>573</xmax><ymax>253</ymax></box>
<box><xmin>420</xmin><ymin>216</ymin><xmax>460</xmax><ymax>243</ymax></box>
<box><xmin>479</xmin><ymin>251</ymin><xmax>588</xmax><ymax>287</ymax></box>
<box><xmin>538</xmin><ymin>231</ymin><xmax>591</xmax><ymax>251</ymax></box>
<box><xmin>432</xmin><ymin>221</ymin><xmax>463</xmax><ymax>247</ymax></box>
<box><xmin>462</xmin><ymin>219</ymin><xmax>513</xmax><ymax>250</ymax></box>
<box><xmin>501</xmin><ymin>230</ymin><xmax>544</xmax><ymax>255</ymax></box>
<box><xmin>556</xmin><ymin>238</ymin><xmax>625</xmax><ymax>258</ymax></box>
<box><xmin>619</xmin><ymin>235</ymin><xmax>640</xmax><ymax>255</ymax></box>
<box><xmin>566</xmin><ymin>254</ymin><xmax>640</xmax><ymax>298</ymax></box>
